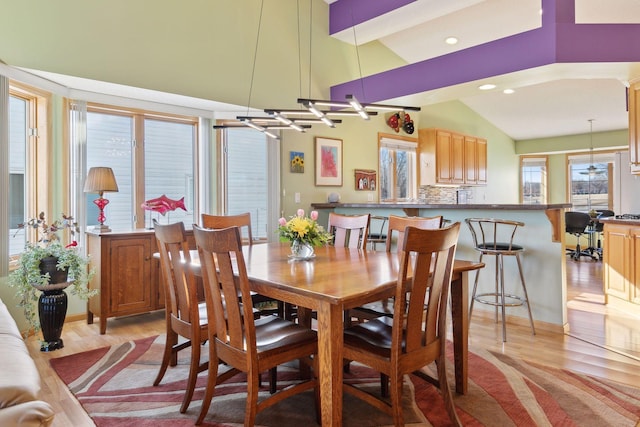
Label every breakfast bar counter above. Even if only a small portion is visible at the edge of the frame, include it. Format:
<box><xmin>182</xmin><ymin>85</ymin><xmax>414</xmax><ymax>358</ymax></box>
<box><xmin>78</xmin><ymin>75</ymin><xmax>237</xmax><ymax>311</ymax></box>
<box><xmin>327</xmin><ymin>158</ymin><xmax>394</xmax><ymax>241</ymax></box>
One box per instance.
<box><xmin>311</xmin><ymin>202</ymin><xmax>571</xmax><ymax>331</ymax></box>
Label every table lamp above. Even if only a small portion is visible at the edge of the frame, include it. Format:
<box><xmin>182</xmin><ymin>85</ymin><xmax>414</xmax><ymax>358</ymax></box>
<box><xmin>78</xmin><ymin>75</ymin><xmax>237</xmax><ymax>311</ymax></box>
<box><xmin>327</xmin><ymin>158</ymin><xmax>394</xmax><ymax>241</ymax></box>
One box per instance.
<box><xmin>84</xmin><ymin>167</ymin><xmax>119</xmax><ymax>232</ymax></box>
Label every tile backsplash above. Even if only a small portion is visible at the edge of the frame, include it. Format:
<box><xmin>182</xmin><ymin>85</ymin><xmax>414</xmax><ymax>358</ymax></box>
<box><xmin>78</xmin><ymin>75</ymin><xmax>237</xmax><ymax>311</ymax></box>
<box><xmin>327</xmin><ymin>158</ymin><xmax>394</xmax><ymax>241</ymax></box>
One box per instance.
<box><xmin>419</xmin><ymin>185</ymin><xmax>473</xmax><ymax>204</ymax></box>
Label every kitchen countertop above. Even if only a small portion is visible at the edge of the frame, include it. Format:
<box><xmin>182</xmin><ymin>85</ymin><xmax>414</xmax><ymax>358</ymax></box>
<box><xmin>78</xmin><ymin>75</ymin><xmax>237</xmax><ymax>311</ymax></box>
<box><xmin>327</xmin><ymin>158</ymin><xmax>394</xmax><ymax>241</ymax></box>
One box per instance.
<box><xmin>597</xmin><ymin>216</ymin><xmax>640</xmax><ymax>226</ymax></box>
<box><xmin>311</xmin><ymin>202</ymin><xmax>571</xmax><ymax>210</ymax></box>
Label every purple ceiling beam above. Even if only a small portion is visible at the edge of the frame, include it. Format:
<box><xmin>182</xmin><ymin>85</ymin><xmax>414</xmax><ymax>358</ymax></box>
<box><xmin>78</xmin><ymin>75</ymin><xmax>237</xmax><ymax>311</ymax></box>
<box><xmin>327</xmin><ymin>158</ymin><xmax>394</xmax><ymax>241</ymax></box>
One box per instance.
<box><xmin>330</xmin><ymin>0</ymin><xmax>640</xmax><ymax>104</ymax></box>
<box><xmin>329</xmin><ymin>0</ymin><xmax>416</xmax><ymax>35</ymax></box>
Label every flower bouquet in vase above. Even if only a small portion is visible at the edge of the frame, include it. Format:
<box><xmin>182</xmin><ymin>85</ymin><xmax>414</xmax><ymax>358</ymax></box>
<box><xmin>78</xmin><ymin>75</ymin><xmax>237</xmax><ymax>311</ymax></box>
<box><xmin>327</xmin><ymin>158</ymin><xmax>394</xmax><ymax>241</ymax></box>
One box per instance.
<box><xmin>278</xmin><ymin>209</ymin><xmax>332</xmax><ymax>260</ymax></box>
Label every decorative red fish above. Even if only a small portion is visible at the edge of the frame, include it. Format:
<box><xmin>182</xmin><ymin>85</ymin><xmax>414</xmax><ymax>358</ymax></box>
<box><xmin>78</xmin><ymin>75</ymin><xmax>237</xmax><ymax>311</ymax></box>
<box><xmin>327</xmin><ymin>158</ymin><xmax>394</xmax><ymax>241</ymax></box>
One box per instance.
<box><xmin>141</xmin><ymin>195</ymin><xmax>187</xmax><ymax>215</ymax></box>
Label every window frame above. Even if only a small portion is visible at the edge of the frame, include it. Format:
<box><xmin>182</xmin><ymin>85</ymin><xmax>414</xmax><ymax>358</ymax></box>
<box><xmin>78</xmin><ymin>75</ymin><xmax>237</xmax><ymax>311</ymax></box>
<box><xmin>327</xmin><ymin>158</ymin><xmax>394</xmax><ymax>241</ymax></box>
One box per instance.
<box><xmin>378</xmin><ymin>132</ymin><xmax>418</xmax><ymax>202</ymax></box>
<box><xmin>84</xmin><ymin>102</ymin><xmax>200</xmax><ymax>230</ymax></box>
<box><xmin>519</xmin><ymin>155</ymin><xmax>549</xmax><ymax>204</ymax></box>
<box><xmin>7</xmin><ymin>81</ymin><xmax>51</xmax><ymax>263</ymax></box>
<box><xmin>566</xmin><ymin>150</ymin><xmax>614</xmax><ymax>212</ymax></box>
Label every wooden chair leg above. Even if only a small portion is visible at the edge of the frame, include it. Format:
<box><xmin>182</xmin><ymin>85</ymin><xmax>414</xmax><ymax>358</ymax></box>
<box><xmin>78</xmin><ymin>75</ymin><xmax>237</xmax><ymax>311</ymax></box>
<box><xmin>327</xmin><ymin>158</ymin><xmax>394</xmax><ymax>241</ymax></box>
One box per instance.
<box><xmin>245</xmin><ymin>373</ymin><xmax>260</xmax><ymax>427</ymax></box>
<box><xmin>153</xmin><ymin>330</ymin><xmax>177</xmax><ymax>386</ymax></box>
<box><xmin>390</xmin><ymin>374</ymin><xmax>404</xmax><ymax>427</ymax></box>
<box><xmin>180</xmin><ymin>341</ymin><xmax>201</xmax><ymax>413</ymax></box>
<box><xmin>196</xmin><ymin>347</ymin><xmax>219</xmax><ymax>425</ymax></box>
<box><xmin>269</xmin><ymin>367</ymin><xmax>277</xmax><ymax>394</ymax></box>
<box><xmin>437</xmin><ymin>357</ymin><xmax>462</xmax><ymax>427</ymax></box>
<box><xmin>380</xmin><ymin>373</ymin><xmax>389</xmax><ymax>398</ymax></box>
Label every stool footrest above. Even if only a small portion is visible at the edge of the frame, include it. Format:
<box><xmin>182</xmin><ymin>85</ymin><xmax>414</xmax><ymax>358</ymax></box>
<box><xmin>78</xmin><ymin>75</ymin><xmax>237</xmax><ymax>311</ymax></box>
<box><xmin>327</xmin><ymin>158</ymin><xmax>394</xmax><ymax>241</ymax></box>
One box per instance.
<box><xmin>474</xmin><ymin>292</ymin><xmax>527</xmax><ymax>307</ymax></box>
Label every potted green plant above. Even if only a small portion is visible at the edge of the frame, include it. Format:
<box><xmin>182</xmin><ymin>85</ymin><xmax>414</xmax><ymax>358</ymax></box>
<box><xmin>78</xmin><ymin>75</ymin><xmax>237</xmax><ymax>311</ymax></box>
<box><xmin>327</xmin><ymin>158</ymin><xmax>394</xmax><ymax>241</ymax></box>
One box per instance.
<box><xmin>7</xmin><ymin>212</ymin><xmax>96</xmax><ymax>351</ymax></box>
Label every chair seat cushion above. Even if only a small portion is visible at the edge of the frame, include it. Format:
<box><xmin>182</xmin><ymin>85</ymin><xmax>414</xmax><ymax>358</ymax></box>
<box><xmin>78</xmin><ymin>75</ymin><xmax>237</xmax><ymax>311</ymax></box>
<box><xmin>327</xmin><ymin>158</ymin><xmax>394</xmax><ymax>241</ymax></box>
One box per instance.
<box><xmin>344</xmin><ymin>316</ymin><xmax>394</xmax><ymax>357</ymax></box>
<box><xmin>477</xmin><ymin>242</ymin><xmax>523</xmax><ymax>252</ymax></box>
<box><xmin>255</xmin><ymin>316</ymin><xmax>317</xmax><ymax>352</ymax></box>
<box><xmin>351</xmin><ymin>299</ymin><xmax>394</xmax><ymax>319</ymax></box>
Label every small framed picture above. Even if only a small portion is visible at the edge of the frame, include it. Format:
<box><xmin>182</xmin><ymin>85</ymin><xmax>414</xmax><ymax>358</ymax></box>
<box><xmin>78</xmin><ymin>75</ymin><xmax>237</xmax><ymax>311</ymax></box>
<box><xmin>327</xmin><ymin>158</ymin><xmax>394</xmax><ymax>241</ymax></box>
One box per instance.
<box><xmin>290</xmin><ymin>151</ymin><xmax>304</xmax><ymax>173</ymax></box>
<box><xmin>354</xmin><ymin>169</ymin><xmax>376</xmax><ymax>191</ymax></box>
<box><xmin>315</xmin><ymin>137</ymin><xmax>343</xmax><ymax>186</ymax></box>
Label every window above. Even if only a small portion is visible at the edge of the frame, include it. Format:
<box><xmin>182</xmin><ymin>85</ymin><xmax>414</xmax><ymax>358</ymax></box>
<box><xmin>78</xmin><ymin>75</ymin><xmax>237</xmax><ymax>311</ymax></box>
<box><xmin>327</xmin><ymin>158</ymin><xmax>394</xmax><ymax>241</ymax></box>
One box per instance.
<box><xmin>379</xmin><ymin>135</ymin><xmax>417</xmax><ymax>201</ymax></box>
<box><xmin>568</xmin><ymin>152</ymin><xmax>613</xmax><ymax>212</ymax></box>
<box><xmin>7</xmin><ymin>83</ymin><xmax>48</xmax><ymax>258</ymax></box>
<box><xmin>84</xmin><ymin>105</ymin><xmax>198</xmax><ymax>230</ymax></box>
<box><xmin>520</xmin><ymin>156</ymin><xmax>548</xmax><ymax>204</ymax></box>
<box><xmin>220</xmin><ymin>127</ymin><xmax>279</xmax><ymax>242</ymax></box>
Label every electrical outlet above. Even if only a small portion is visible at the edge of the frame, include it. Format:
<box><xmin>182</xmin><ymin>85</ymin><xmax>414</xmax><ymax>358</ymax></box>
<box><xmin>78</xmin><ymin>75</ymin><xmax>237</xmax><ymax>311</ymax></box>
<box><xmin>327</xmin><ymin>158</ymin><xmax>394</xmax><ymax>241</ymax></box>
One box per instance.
<box><xmin>295</xmin><ymin>192</ymin><xmax>301</xmax><ymax>203</ymax></box>
<box><xmin>367</xmin><ymin>193</ymin><xmax>374</xmax><ymax>202</ymax></box>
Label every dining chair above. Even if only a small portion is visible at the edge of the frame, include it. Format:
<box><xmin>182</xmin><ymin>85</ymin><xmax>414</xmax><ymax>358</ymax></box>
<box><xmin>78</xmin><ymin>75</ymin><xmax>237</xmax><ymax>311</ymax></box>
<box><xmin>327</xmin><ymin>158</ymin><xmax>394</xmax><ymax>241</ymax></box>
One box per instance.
<box><xmin>202</xmin><ymin>212</ymin><xmax>280</xmax><ymax>312</ymax></box>
<box><xmin>201</xmin><ymin>212</ymin><xmax>278</xmax><ymax>391</ymax></box>
<box><xmin>327</xmin><ymin>212</ymin><xmax>370</xmax><ymax>248</ymax></box>
<box><xmin>153</xmin><ymin>220</ymin><xmax>207</xmax><ymax>414</ymax></box>
<box><xmin>342</xmin><ymin>223</ymin><xmax>463</xmax><ymax>427</ymax></box>
<box><xmin>193</xmin><ymin>225</ymin><xmax>318</xmax><ymax>426</ymax></box>
<box><xmin>346</xmin><ymin>215</ymin><xmax>443</xmax><ymax>325</ymax></box>
<box><xmin>201</xmin><ymin>212</ymin><xmax>253</xmax><ymax>245</ymax></box>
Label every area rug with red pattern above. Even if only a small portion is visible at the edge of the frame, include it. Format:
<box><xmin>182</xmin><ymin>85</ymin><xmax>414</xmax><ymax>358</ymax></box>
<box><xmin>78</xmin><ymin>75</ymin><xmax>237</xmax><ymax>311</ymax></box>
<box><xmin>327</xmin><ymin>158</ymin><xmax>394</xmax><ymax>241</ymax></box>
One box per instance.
<box><xmin>50</xmin><ymin>335</ymin><xmax>640</xmax><ymax>426</ymax></box>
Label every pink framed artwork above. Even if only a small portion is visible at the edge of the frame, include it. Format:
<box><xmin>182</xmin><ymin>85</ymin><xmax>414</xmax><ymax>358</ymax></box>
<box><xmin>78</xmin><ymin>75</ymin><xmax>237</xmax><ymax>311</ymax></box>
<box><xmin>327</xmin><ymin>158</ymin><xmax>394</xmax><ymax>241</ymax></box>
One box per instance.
<box><xmin>314</xmin><ymin>137</ymin><xmax>343</xmax><ymax>186</ymax></box>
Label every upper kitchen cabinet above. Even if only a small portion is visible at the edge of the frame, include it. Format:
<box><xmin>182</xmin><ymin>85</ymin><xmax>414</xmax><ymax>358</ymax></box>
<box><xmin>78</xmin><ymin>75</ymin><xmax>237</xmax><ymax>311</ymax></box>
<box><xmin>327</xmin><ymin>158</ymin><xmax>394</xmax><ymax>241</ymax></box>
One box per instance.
<box><xmin>418</xmin><ymin>128</ymin><xmax>487</xmax><ymax>186</ymax></box>
<box><xmin>629</xmin><ymin>80</ymin><xmax>640</xmax><ymax>174</ymax></box>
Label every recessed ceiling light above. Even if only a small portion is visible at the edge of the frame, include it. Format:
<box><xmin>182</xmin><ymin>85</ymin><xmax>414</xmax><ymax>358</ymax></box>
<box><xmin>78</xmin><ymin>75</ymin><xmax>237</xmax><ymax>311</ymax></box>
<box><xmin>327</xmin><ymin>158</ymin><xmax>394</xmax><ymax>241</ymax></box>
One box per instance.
<box><xmin>445</xmin><ymin>36</ymin><xmax>458</xmax><ymax>45</ymax></box>
<box><xmin>503</xmin><ymin>89</ymin><xmax>515</xmax><ymax>94</ymax></box>
<box><xmin>478</xmin><ymin>84</ymin><xmax>496</xmax><ymax>90</ymax></box>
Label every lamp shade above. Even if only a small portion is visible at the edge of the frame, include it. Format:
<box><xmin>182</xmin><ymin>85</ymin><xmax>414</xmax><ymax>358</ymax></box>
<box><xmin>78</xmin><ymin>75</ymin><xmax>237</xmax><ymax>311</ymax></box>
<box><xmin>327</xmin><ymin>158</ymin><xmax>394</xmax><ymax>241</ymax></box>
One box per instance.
<box><xmin>84</xmin><ymin>167</ymin><xmax>119</xmax><ymax>194</ymax></box>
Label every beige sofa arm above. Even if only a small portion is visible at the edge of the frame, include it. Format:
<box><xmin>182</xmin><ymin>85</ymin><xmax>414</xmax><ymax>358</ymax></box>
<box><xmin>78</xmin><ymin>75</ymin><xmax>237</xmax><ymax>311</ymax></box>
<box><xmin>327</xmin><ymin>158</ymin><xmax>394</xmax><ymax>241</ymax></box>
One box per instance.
<box><xmin>0</xmin><ymin>400</ymin><xmax>55</xmax><ymax>427</ymax></box>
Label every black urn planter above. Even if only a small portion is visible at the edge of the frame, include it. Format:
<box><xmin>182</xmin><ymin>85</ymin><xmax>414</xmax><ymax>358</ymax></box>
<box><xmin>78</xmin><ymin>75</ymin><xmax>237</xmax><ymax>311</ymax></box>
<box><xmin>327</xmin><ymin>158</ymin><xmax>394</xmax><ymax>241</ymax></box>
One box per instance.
<box><xmin>37</xmin><ymin>256</ymin><xmax>69</xmax><ymax>352</ymax></box>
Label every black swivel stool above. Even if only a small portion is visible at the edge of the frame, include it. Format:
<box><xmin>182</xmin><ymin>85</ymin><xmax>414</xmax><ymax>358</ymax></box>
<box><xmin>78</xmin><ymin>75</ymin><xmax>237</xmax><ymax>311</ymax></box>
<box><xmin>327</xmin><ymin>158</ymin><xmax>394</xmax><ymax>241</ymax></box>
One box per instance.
<box><xmin>565</xmin><ymin>211</ymin><xmax>598</xmax><ymax>261</ymax></box>
<box><xmin>465</xmin><ymin>218</ymin><xmax>535</xmax><ymax>342</ymax></box>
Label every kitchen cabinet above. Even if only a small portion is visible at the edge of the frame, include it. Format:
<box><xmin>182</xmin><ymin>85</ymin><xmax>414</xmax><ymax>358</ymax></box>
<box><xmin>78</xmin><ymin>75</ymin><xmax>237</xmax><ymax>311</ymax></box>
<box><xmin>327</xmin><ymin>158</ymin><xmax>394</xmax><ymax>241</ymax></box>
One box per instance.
<box><xmin>86</xmin><ymin>228</ymin><xmax>194</xmax><ymax>334</ymax></box>
<box><xmin>418</xmin><ymin>128</ymin><xmax>487</xmax><ymax>186</ymax></box>
<box><xmin>602</xmin><ymin>223</ymin><xmax>640</xmax><ymax>311</ymax></box>
<box><xmin>629</xmin><ymin>80</ymin><xmax>640</xmax><ymax>174</ymax></box>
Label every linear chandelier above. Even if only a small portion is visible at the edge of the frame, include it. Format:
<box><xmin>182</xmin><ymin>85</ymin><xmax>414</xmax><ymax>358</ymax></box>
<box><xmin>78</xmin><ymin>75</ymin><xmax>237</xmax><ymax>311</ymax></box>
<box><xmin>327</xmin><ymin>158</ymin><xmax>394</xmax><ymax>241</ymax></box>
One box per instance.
<box><xmin>214</xmin><ymin>1</ymin><xmax>421</xmax><ymax>139</ymax></box>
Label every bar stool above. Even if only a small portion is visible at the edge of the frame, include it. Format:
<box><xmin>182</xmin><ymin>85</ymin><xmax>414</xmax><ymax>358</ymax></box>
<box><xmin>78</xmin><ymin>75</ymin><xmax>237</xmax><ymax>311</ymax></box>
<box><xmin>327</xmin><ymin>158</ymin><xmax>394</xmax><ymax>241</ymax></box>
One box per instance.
<box><xmin>465</xmin><ymin>218</ymin><xmax>535</xmax><ymax>342</ymax></box>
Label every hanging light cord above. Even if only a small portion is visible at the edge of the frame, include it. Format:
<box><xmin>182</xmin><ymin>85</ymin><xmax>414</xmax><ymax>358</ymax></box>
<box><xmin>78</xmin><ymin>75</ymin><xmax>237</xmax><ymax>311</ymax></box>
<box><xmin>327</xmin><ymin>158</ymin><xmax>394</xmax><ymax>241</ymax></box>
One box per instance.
<box><xmin>246</xmin><ymin>0</ymin><xmax>266</xmax><ymax>116</ymax></box>
<box><xmin>307</xmin><ymin>0</ymin><xmax>313</xmax><ymax>98</ymax></box>
<box><xmin>350</xmin><ymin>5</ymin><xmax>366</xmax><ymax>99</ymax></box>
<box><xmin>296</xmin><ymin>0</ymin><xmax>303</xmax><ymax>99</ymax></box>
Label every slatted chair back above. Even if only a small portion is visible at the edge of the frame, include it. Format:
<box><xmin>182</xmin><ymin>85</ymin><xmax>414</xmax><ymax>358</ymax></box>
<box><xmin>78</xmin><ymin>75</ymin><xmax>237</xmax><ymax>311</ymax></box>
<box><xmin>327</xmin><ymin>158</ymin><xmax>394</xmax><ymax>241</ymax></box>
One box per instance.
<box><xmin>385</xmin><ymin>215</ymin><xmax>443</xmax><ymax>252</ymax></box>
<box><xmin>201</xmin><ymin>212</ymin><xmax>254</xmax><ymax>245</ymax></box>
<box><xmin>327</xmin><ymin>212</ymin><xmax>370</xmax><ymax>248</ymax></box>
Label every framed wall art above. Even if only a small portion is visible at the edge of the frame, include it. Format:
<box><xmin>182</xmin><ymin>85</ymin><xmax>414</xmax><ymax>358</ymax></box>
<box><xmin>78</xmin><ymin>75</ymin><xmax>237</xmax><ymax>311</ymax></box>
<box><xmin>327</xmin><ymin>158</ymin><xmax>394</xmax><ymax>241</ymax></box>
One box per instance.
<box><xmin>314</xmin><ymin>137</ymin><xmax>343</xmax><ymax>186</ymax></box>
<box><xmin>289</xmin><ymin>151</ymin><xmax>305</xmax><ymax>173</ymax></box>
<box><xmin>354</xmin><ymin>169</ymin><xmax>376</xmax><ymax>191</ymax></box>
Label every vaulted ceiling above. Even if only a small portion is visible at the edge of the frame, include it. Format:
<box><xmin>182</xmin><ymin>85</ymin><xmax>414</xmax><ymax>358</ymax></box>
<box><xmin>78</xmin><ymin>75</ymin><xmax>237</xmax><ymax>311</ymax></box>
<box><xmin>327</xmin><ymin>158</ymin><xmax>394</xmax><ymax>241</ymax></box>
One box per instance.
<box><xmin>326</xmin><ymin>0</ymin><xmax>640</xmax><ymax>140</ymax></box>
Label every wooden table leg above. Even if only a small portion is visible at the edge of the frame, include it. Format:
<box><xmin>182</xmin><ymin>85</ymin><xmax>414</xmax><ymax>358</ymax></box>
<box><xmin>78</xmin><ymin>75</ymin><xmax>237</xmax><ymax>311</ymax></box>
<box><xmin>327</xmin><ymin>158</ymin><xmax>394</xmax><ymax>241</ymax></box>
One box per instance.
<box><xmin>450</xmin><ymin>271</ymin><xmax>469</xmax><ymax>394</ymax></box>
<box><xmin>316</xmin><ymin>302</ymin><xmax>343</xmax><ymax>427</ymax></box>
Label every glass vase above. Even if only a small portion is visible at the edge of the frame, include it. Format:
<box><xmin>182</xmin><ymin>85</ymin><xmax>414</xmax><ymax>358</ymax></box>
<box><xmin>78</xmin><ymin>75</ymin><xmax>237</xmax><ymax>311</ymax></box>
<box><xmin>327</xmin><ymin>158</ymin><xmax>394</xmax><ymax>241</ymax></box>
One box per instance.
<box><xmin>290</xmin><ymin>240</ymin><xmax>315</xmax><ymax>260</ymax></box>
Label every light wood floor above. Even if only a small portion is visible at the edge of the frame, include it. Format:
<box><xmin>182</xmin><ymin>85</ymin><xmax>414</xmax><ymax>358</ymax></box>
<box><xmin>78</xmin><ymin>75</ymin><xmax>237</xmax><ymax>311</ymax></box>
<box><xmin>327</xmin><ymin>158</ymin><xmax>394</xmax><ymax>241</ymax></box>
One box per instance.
<box><xmin>26</xmin><ymin>259</ymin><xmax>640</xmax><ymax>427</ymax></box>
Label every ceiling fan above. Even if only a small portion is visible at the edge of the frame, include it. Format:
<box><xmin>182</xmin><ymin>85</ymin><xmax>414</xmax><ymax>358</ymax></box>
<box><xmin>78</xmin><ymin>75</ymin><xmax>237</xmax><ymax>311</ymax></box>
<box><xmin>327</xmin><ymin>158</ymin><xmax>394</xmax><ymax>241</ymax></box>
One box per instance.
<box><xmin>579</xmin><ymin>119</ymin><xmax>606</xmax><ymax>176</ymax></box>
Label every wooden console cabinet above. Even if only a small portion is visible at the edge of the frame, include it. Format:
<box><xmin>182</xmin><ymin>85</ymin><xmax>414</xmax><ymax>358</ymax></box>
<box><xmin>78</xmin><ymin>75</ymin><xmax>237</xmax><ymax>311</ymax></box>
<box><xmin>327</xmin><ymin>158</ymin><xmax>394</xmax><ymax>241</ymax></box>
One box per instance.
<box><xmin>86</xmin><ymin>228</ymin><xmax>194</xmax><ymax>334</ymax></box>
<box><xmin>602</xmin><ymin>222</ymin><xmax>640</xmax><ymax>311</ymax></box>
<box><xmin>418</xmin><ymin>128</ymin><xmax>487</xmax><ymax>186</ymax></box>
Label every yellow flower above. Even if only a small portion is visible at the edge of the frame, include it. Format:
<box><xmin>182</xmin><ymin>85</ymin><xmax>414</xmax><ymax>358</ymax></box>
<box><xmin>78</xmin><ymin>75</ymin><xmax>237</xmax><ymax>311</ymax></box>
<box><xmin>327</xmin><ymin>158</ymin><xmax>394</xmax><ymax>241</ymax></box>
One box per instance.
<box><xmin>288</xmin><ymin>217</ymin><xmax>310</xmax><ymax>238</ymax></box>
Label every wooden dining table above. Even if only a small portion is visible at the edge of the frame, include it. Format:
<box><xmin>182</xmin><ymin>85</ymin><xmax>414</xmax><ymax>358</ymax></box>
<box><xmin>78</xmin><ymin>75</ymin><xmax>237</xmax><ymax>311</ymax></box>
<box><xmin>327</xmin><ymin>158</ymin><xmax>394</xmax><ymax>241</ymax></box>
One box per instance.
<box><xmin>189</xmin><ymin>242</ymin><xmax>483</xmax><ymax>427</ymax></box>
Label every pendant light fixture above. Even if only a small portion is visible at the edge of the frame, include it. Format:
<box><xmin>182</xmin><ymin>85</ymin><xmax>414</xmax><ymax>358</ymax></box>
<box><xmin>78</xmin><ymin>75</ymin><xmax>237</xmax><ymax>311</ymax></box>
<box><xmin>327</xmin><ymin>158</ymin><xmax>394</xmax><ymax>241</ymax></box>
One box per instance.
<box><xmin>215</xmin><ymin>0</ymin><xmax>421</xmax><ymax>137</ymax></box>
<box><xmin>580</xmin><ymin>119</ymin><xmax>605</xmax><ymax>177</ymax></box>
<box><xmin>264</xmin><ymin>0</ymin><xmax>420</xmax><ymax>129</ymax></box>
